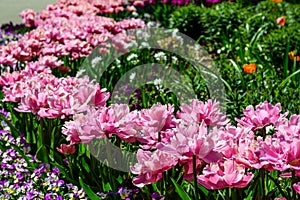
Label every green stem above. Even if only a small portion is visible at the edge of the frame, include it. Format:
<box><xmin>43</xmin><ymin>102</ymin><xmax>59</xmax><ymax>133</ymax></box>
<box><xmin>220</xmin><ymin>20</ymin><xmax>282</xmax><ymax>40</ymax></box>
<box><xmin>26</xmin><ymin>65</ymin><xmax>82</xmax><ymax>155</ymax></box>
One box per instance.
<box><xmin>292</xmin><ymin>170</ymin><xmax>297</xmax><ymax>200</ymax></box>
<box><xmin>193</xmin><ymin>155</ymin><xmax>199</xmax><ymax>200</ymax></box>
<box><xmin>267</xmin><ymin>174</ymin><xmax>287</xmax><ymax>199</ymax></box>
<box><xmin>259</xmin><ymin>168</ymin><xmax>265</xmax><ymax>200</ymax></box>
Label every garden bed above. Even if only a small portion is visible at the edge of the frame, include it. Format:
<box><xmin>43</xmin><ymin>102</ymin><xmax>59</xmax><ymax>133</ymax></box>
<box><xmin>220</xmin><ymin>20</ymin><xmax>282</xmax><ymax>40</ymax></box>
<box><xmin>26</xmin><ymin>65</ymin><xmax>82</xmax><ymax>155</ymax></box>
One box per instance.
<box><xmin>0</xmin><ymin>0</ymin><xmax>299</xmax><ymax>199</ymax></box>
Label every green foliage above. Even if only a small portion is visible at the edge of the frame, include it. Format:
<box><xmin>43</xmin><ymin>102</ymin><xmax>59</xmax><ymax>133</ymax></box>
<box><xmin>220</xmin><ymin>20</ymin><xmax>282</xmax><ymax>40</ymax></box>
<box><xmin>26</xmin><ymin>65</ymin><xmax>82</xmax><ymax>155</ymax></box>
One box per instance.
<box><xmin>168</xmin><ymin>1</ymin><xmax>300</xmax><ymax>117</ymax></box>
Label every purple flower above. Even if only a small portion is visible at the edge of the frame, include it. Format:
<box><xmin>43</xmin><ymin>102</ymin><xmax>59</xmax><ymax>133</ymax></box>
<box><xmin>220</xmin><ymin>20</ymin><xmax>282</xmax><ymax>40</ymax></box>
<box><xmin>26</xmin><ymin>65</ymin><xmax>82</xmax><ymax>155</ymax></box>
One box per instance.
<box><xmin>151</xmin><ymin>192</ymin><xmax>165</xmax><ymax>199</ymax></box>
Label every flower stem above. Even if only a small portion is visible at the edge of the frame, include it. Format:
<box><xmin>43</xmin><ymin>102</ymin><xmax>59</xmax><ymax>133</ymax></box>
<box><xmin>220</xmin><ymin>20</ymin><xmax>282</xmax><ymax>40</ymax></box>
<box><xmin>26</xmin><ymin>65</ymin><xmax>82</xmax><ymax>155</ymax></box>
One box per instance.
<box><xmin>259</xmin><ymin>168</ymin><xmax>265</xmax><ymax>200</ymax></box>
<box><xmin>292</xmin><ymin>170</ymin><xmax>297</xmax><ymax>200</ymax></box>
<box><xmin>193</xmin><ymin>155</ymin><xmax>199</xmax><ymax>200</ymax></box>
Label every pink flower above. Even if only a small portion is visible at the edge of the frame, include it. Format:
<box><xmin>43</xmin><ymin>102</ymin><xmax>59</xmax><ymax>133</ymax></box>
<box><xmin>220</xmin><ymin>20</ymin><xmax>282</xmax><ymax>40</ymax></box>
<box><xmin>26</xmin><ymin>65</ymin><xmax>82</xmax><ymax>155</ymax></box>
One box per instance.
<box><xmin>197</xmin><ymin>159</ymin><xmax>254</xmax><ymax>190</ymax></box>
<box><xmin>62</xmin><ymin>104</ymin><xmax>134</xmax><ymax>144</ymax></box>
<box><xmin>274</xmin><ymin>114</ymin><xmax>300</xmax><ymax>142</ymax></box>
<box><xmin>205</xmin><ymin>0</ymin><xmax>221</xmax><ymax>3</ymax></box>
<box><xmin>274</xmin><ymin>198</ymin><xmax>287</xmax><ymax>200</ymax></box>
<box><xmin>137</xmin><ymin>103</ymin><xmax>177</xmax><ymax>148</ymax></box>
<box><xmin>235</xmin><ymin>101</ymin><xmax>288</xmax><ymax>131</ymax></box>
<box><xmin>72</xmin><ymin>80</ymin><xmax>110</xmax><ymax>112</ymax></box>
<box><xmin>293</xmin><ymin>182</ymin><xmax>300</xmax><ymax>194</ymax></box>
<box><xmin>130</xmin><ymin>149</ymin><xmax>178</xmax><ymax>187</ymax></box>
<box><xmin>157</xmin><ymin>120</ymin><xmax>221</xmax><ymax>180</ymax></box>
<box><xmin>0</xmin><ymin>71</ymin><xmax>23</xmax><ymax>87</ymax></box>
<box><xmin>38</xmin><ymin>55</ymin><xmax>64</xmax><ymax>69</ymax></box>
<box><xmin>19</xmin><ymin>9</ymin><xmax>36</xmax><ymax>27</ymax></box>
<box><xmin>235</xmin><ymin>137</ymin><xmax>263</xmax><ymax>169</ymax></box>
<box><xmin>114</xmin><ymin>6</ymin><xmax>124</xmax><ymax>13</ymax></box>
<box><xmin>287</xmin><ymin>140</ymin><xmax>300</xmax><ymax>170</ymax></box>
<box><xmin>257</xmin><ymin>136</ymin><xmax>290</xmax><ymax>171</ymax></box>
<box><xmin>56</xmin><ymin>144</ymin><xmax>76</xmax><ymax>155</ymax></box>
<box><xmin>117</xmin><ymin>110</ymin><xmax>142</xmax><ymax>143</ymax></box>
<box><xmin>62</xmin><ymin>109</ymin><xmax>101</xmax><ymax>144</ymax></box>
<box><xmin>133</xmin><ymin>1</ymin><xmax>145</xmax><ymax>7</ymax></box>
<box><xmin>177</xmin><ymin>99</ymin><xmax>229</xmax><ymax>127</ymax></box>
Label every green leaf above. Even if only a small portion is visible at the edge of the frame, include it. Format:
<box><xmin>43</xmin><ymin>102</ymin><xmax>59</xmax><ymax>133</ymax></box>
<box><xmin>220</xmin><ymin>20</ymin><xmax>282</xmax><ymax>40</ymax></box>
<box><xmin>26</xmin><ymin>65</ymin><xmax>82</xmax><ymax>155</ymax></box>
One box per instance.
<box><xmin>116</xmin><ymin>175</ymin><xmax>123</xmax><ymax>184</ymax></box>
<box><xmin>81</xmin><ymin>157</ymin><xmax>91</xmax><ymax>173</ymax></box>
<box><xmin>171</xmin><ymin>178</ymin><xmax>192</xmax><ymax>200</ymax></box>
<box><xmin>36</xmin><ymin>145</ymin><xmax>49</xmax><ymax>163</ymax></box>
<box><xmin>0</xmin><ymin>114</ymin><xmax>20</xmax><ymax>138</ymax></box>
<box><xmin>103</xmin><ymin>182</ymin><xmax>112</xmax><ymax>192</ymax></box>
<box><xmin>79</xmin><ymin>177</ymin><xmax>100</xmax><ymax>200</ymax></box>
<box><xmin>229</xmin><ymin>59</ymin><xmax>245</xmax><ymax>88</ymax></box>
<box><xmin>278</xmin><ymin>69</ymin><xmax>300</xmax><ymax>88</ymax></box>
<box><xmin>197</xmin><ymin>184</ymin><xmax>209</xmax><ymax>196</ymax></box>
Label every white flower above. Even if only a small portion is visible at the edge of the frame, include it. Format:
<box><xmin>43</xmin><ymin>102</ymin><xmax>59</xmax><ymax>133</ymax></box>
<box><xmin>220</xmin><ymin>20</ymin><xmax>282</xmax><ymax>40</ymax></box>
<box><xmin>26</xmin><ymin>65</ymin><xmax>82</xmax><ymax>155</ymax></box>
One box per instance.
<box><xmin>265</xmin><ymin>125</ymin><xmax>275</xmax><ymax>134</ymax></box>
<box><xmin>171</xmin><ymin>56</ymin><xmax>178</xmax><ymax>64</ymax></box>
<box><xmin>91</xmin><ymin>57</ymin><xmax>102</xmax><ymax>68</ymax></box>
<box><xmin>154</xmin><ymin>52</ymin><xmax>167</xmax><ymax>62</ymax></box>
<box><xmin>130</xmin><ymin>72</ymin><xmax>136</xmax><ymax>82</ymax></box>
<box><xmin>143</xmin><ymin>13</ymin><xmax>151</xmax><ymax>19</ymax></box>
<box><xmin>153</xmin><ymin>78</ymin><xmax>162</xmax><ymax>86</ymax></box>
<box><xmin>132</xmin><ymin>12</ymin><xmax>138</xmax><ymax>17</ymax></box>
<box><xmin>115</xmin><ymin>59</ymin><xmax>121</xmax><ymax>68</ymax></box>
<box><xmin>75</xmin><ymin>69</ymin><xmax>86</xmax><ymax>78</ymax></box>
<box><xmin>153</xmin><ymin>78</ymin><xmax>163</xmax><ymax>92</ymax></box>
<box><xmin>127</xmin><ymin>53</ymin><xmax>138</xmax><ymax>62</ymax></box>
<box><xmin>127</xmin><ymin>53</ymin><xmax>139</xmax><ymax>65</ymax></box>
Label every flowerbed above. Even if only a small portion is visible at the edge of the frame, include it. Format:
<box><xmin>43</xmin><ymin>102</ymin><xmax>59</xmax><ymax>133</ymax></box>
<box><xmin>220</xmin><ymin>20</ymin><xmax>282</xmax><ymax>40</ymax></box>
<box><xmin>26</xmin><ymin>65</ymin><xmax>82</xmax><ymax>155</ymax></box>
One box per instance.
<box><xmin>0</xmin><ymin>0</ymin><xmax>299</xmax><ymax>199</ymax></box>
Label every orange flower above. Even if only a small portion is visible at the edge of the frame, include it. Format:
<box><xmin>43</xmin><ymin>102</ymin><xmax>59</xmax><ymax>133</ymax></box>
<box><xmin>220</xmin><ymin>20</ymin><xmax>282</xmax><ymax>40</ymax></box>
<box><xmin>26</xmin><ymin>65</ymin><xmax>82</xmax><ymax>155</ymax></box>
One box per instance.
<box><xmin>288</xmin><ymin>51</ymin><xmax>300</xmax><ymax>61</ymax></box>
<box><xmin>243</xmin><ymin>63</ymin><xmax>257</xmax><ymax>74</ymax></box>
<box><xmin>276</xmin><ymin>16</ymin><xmax>286</xmax><ymax>26</ymax></box>
<box><xmin>272</xmin><ymin>0</ymin><xmax>282</xmax><ymax>2</ymax></box>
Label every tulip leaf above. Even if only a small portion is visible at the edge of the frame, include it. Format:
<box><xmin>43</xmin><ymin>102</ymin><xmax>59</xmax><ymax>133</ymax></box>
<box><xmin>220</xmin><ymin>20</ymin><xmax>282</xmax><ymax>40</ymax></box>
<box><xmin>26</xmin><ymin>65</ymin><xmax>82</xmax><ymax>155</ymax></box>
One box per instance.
<box><xmin>197</xmin><ymin>184</ymin><xmax>209</xmax><ymax>196</ymax></box>
<box><xmin>79</xmin><ymin>177</ymin><xmax>100</xmax><ymax>200</ymax></box>
<box><xmin>36</xmin><ymin>145</ymin><xmax>49</xmax><ymax>163</ymax></box>
<box><xmin>171</xmin><ymin>178</ymin><xmax>192</xmax><ymax>200</ymax></box>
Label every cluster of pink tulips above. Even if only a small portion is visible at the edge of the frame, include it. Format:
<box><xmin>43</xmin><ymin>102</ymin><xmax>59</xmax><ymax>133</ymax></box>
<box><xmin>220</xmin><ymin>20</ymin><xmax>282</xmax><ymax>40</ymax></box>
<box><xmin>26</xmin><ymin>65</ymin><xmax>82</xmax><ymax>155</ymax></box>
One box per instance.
<box><xmin>0</xmin><ymin>63</ymin><xmax>109</xmax><ymax>119</ymax></box>
<box><xmin>0</xmin><ymin>0</ymin><xmax>145</xmax><ymax>66</ymax></box>
<box><xmin>0</xmin><ymin>0</ymin><xmax>299</xmax><ymax>199</ymax></box>
<box><xmin>60</xmin><ymin>97</ymin><xmax>300</xmax><ymax>193</ymax></box>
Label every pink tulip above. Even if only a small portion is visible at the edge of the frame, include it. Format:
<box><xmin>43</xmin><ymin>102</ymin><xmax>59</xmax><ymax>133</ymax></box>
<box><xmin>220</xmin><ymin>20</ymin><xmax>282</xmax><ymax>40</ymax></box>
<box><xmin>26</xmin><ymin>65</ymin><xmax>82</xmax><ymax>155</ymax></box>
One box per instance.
<box><xmin>197</xmin><ymin>159</ymin><xmax>254</xmax><ymax>190</ymax></box>
<box><xmin>177</xmin><ymin>99</ymin><xmax>229</xmax><ymax>127</ymax></box>
<box><xmin>130</xmin><ymin>149</ymin><xmax>178</xmax><ymax>187</ymax></box>
<box><xmin>293</xmin><ymin>182</ymin><xmax>300</xmax><ymax>194</ymax></box>
<box><xmin>133</xmin><ymin>1</ymin><xmax>145</xmax><ymax>7</ymax></box>
<box><xmin>136</xmin><ymin>103</ymin><xmax>177</xmax><ymax>148</ymax></box>
<box><xmin>19</xmin><ymin>9</ymin><xmax>36</xmax><ymax>27</ymax></box>
<box><xmin>126</xmin><ymin>6</ymin><xmax>137</xmax><ymax>12</ymax></box>
<box><xmin>235</xmin><ymin>101</ymin><xmax>288</xmax><ymax>131</ymax></box>
<box><xmin>57</xmin><ymin>144</ymin><xmax>76</xmax><ymax>155</ymax></box>
<box><xmin>287</xmin><ymin>140</ymin><xmax>300</xmax><ymax>170</ymax></box>
<box><xmin>257</xmin><ymin>136</ymin><xmax>289</xmax><ymax>171</ymax></box>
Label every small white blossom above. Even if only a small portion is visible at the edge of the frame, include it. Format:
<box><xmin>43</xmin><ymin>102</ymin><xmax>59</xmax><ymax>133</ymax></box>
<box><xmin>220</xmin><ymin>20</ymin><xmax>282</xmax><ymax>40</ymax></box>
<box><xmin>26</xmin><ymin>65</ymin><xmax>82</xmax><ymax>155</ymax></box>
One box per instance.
<box><xmin>91</xmin><ymin>57</ymin><xmax>102</xmax><ymax>68</ymax></box>
<box><xmin>129</xmin><ymin>72</ymin><xmax>136</xmax><ymax>82</ymax></box>
<box><xmin>154</xmin><ymin>52</ymin><xmax>167</xmax><ymax>62</ymax></box>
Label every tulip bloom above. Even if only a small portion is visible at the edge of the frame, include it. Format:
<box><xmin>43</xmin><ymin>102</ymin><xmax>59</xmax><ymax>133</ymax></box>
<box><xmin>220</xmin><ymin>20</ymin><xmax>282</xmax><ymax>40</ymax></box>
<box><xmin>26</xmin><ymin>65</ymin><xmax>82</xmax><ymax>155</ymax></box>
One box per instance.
<box><xmin>293</xmin><ymin>182</ymin><xmax>300</xmax><ymax>194</ymax></box>
<box><xmin>235</xmin><ymin>101</ymin><xmax>288</xmax><ymax>131</ymax></box>
<box><xmin>276</xmin><ymin>16</ymin><xmax>286</xmax><ymax>26</ymax></box>
<box><xmin>243</xmin><ymin>63</ymin><xmax>256</xmax><ymax>74</ymax></box>
<box><xmin>288</xmin><ymin>51</ymin><xmax>300</xmax><ymax>61</ymax></box>
<box><xmin>197</xmin><ymin>159</ymin><xmax>254</xmax><ymax>190</ymax></box>
<box><xmin>56</xmin><ymin>144</ymin><xmax>76</xmax><ymax>155</ymax></box>
<box><xmin>130</xmin><ymin>149</ymin><xmax>178</xmax><ymax>187</ymax></box>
